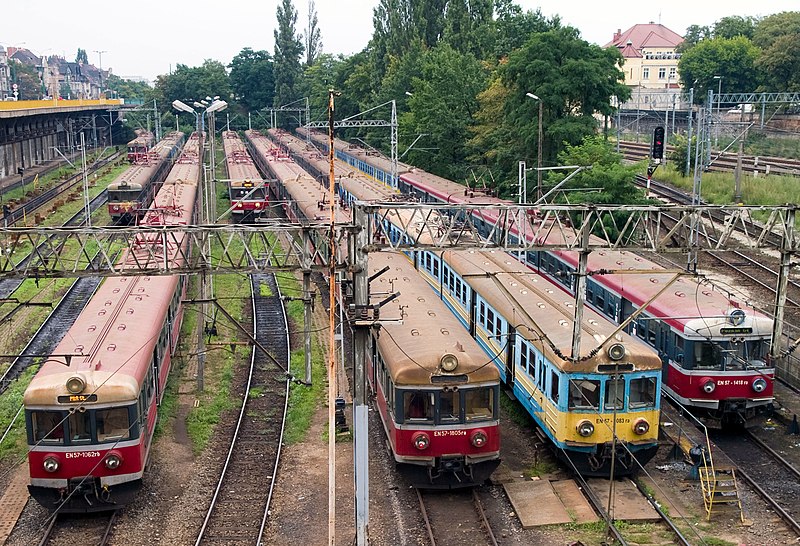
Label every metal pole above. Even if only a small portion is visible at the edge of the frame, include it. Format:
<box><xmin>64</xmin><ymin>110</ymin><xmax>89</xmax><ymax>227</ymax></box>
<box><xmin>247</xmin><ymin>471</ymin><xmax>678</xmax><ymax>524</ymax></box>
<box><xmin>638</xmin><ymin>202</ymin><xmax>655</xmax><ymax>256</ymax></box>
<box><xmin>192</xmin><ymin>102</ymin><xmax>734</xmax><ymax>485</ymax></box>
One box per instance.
<box><xmin>80</xmin><ymin>133</ymin><xmax>90</xmax><ymax>227</ymax></box>
<box><xmin>734</xmin><ymin>106</ymin><xmax>745</xmax><ymax>203</ymax></box>
<box><xmin>571</xmin><ymin>218</ymin><xmax>591</xmax><ymax>359</ymax></box>
<box><xmin>771</xmin><ymin>208</ymin><xmax>795</xmax><ymax>361</ymax></box>
<box><xmin>108</xmin><ymin>112</ymin><xmax>113</xmax><ymax>147</ymax></box>
<box><xmin>353</xmin><ymin>206</ymin><xmax>370</xmax><ymax>546</ymax></box>
<box><xmin>326</xmin><ymin>89</ymin><xmax>337</xmax><ymax>546</ymax></box>
<box><xmin>248</xmin><ymin>112</ymin><xmax>252</xmax><ymax>131</ymax></box>
<box><xmin>685</xmin><ymin>87</ymin><xmax>694</xmax><ymax>177</ymax></box>
<box><xmin>391</xmin><ymin>100</ymin><xmax>398</xmax><ymax>188</ymax></box>
<box><xmin>616</xmin><ymin>104</ymin><xmax>621</xmax><ymax>153</ymax></box>
<box><xmin>537</xmin><ymin>100</ymin><xmax>543</xmax><ymax>202</ymax></box>
<box><xmin>636</xmin><ymin>86</ymin><xmax>641</xmax><ymax>143</ymax></box>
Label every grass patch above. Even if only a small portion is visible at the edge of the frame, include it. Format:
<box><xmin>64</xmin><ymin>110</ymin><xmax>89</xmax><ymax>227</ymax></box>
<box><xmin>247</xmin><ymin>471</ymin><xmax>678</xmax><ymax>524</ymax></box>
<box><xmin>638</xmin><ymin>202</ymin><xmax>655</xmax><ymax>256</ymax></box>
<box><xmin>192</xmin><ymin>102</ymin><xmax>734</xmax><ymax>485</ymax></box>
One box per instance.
<box><xmin>523</xmin><ymin>460</ymin><xmax>557</xmax><ymax>477</ymax></box>
<box><xmin>499</xmin><ymin>390</ymin><xmax>536</xmax><ymax>428</ymax></box>
<box><xmin>0</xmin><ymin>367</ymin><xmax>37</xmax><ymax>464</ymax></box>
<box><xmin>259</xmin><ymin>282</ymin><xmax>274</xmax><ymax>297</ymax></box>
<box><xmin>277</xmin><ymin>271</ymin><xmax>327</xmax><ymax>445</ymax></box>
<box><xmin>248</xmin><ymin>386</ymin><xmax>265</xmax><ymax>398</ymax></box>
<box><xmin>654</xmin><ymin>162</ymin><xmax>800</xmax><ymax>207</ymax></box>
<box><xmin>701</xmin><ymin>538</ymin><xmax>737</xmax><ymax>546</ymax></box>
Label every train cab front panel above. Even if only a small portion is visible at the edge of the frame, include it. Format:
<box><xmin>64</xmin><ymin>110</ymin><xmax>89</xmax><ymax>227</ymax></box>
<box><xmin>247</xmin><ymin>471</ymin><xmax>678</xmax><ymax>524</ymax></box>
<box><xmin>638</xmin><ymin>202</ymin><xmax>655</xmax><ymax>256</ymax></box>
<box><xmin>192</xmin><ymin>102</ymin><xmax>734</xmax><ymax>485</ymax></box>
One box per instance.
<box><xmin>26</xmin><ymin>401</ymin><xmax>146</xmax><ymax>512</ymax></box>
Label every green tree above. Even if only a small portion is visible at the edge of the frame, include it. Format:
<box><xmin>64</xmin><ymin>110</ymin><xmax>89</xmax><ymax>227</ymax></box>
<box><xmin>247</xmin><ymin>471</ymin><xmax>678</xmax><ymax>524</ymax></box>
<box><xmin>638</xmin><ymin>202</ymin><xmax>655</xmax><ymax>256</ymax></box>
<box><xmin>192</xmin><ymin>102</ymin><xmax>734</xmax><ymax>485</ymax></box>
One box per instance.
<box><xmin>493</xmin><ymin>1</ymin><xmax>554</xmax><ymax>60</ymax></box>
<box><xmin>75</xmin><ymin>48</ymin><xmax>88</xmax><ymax>64</ymax></box>
<box><xmin>403</xmin><ymin>44</ymin><xmax>487</xmax><ymax>182</ymax></box>
<box><xmin>468</xmin><ymin>77</ymin><xmax>519</xmax><ymax>197</ymax></box>
<box><xmin>106</xmin><ymin>74</ymin><xmax>152</xmax><ymax>101</ymax></box>
<box><xmin>442</xmin><ymin>0</ymin><xmax>493</xmax><ymax>57</ymax></box>
<box><xmin>753</xmin><ymin>12</ymin><xmax>800</xmax><ymax>91</ymax></box>
<box><xmin>713</xmin><ymin>15</ymin><xmax>759</xmax><ymax>40</ymax></box>
<box><xmin>678</xmin><ymin>36</ymin><xmax>761</xmax><ymax>99</ymax></box>
<box><xmin>9</xmin><ymin>60</ymin><xmax>41</xmax><ymax>99</ymax></box>
<box><xmin>677</xmin><ymin>24</ymin><xmax>710</xmax><ymax>53</ymax></box>
<box><xmin>229</xmin><ymin>48</ymin><xmax>275</xmax><ymax>111</ymax></box>
<box><xmin>274</xmin><ymin>0</ymin><xmax>304</xmax><ymax>109</ymax></box>
<box><xmin>304</xmin><ymin>0</ymin><xmax>322</xmax><ymax>66</ymax></box>
<box><xmin>502</xmin><ymin>26</ymin><xmax>629</xmax><ymax>177</ymax></box>
<box><xmin>551</xmin><ymin>135</ymin><xmax>644</xmax><ymax>205</ymax></box>
<box><xmin>154</xmin><ymin>60</ymin><xmax>232</xmax><ymax>110</ymax></box>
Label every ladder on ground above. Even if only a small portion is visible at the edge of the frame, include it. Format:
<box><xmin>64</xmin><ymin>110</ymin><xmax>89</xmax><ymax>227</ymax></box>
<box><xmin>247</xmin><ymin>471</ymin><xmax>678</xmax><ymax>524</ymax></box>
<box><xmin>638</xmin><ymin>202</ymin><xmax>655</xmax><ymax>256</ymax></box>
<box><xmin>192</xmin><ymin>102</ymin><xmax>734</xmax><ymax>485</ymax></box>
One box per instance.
<box><xmin>699</xmin><ymin>464</ymin><xmax>745</xmax><ymax>522</ymax></box>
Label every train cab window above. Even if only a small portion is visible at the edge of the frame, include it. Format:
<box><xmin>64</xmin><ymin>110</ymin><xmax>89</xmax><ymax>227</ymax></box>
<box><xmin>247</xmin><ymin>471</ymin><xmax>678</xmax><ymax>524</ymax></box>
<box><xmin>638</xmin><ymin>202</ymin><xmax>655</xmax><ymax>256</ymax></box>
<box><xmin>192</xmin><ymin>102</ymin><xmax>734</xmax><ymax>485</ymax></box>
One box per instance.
<box><xmin>629</xmin><ymin>377</ymin><xmax>657</xmax><ymax>408</ymax></box>
<box><xmin>68</xmin><ymin>410</ymin><xmax>91</xmax><ymax>444</ymax></box>
<box><xmin>97</xmin><ymin>407</ymin><xmax>132</xmax><ymax>442</ymax></box>
<box><xmin>604</xmin><ymin>377</ymin><xmax>624</xmax><ymax>410</ymax></box>
<box><xmin>439</xmin><ymin>390</ymin><xmax>461</xmax><ymax>423</ymax></box>
<box><xmin>568</xmin><ymin>379</ymin><xmax>600</xmax><ymax>409</ymax></box>
<box><xmin>465</xmin><ymin>387</ymin><xmax>494</xmax><ymax>422</ymax></box>
<box><xmin>31</xmin><ymin>411</ymin><xmax>65</xmax><ymax>444</ymax></box>
<box><xmin>695</xmin><ymin>341</ymin><xmax>722</xmax><ymax>369</ymax></box>
<box><xmin>404</xmin><ymin>391</ymin><xmax>433</xmax><ymax>422</ymax></box>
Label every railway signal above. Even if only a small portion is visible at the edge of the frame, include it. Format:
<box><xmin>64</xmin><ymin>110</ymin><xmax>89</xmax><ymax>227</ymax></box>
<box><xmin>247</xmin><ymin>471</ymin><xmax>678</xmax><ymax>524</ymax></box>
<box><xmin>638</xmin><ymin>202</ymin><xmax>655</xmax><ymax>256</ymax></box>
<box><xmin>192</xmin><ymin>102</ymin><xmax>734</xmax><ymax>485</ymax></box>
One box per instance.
<box><xmin>651</xmin><ymin>126</ymin><xmax>665</xmax><ymax>161</ymax></box>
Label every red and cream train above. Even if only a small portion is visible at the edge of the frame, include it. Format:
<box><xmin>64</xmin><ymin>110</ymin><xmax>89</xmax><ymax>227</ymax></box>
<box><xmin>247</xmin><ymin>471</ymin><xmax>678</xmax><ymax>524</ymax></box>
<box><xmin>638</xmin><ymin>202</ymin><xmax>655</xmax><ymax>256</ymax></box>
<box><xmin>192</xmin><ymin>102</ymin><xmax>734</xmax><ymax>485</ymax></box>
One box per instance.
<box><xmin>24</xmin><ymin>133</ymin><xmax>203</xmax><ymax>511</ymax></box>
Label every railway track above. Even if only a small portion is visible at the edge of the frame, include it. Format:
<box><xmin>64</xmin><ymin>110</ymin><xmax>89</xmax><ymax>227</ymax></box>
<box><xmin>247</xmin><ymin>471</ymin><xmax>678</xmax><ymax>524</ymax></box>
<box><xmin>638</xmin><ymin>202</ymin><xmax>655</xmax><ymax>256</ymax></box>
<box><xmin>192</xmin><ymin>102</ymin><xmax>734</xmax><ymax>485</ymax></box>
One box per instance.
<box><xmin>38</xmin><ymin>510</ymin><xmax>117</xmax><ymax>546</ymax></box>
<box><xmin>416</xmin><ymin>488</ymin><xmax>498</xmax><ymax>546</ymax></box>
<box><xmin>0</xmin><ymin>273</ymin><xmax>104</xmax><ymax>393</ymax></box>
<box><xmin>619</xmin><ymin>140</ymin><xmax>800</xmax><ymax>177</ymax></box>
<box><xmin>194</xmin><ymin>272</ymin><xmax>290</xmax><ymax>545</ymax></box>
<box><xmin>3</xmin><ymin>151</ymin><xmax>122</xmax><ymax>227</ymax></box>
<box><xmin>711</xmin><ymin>430</ymin><xmax>800</xmax><ymax>536</ymax></box>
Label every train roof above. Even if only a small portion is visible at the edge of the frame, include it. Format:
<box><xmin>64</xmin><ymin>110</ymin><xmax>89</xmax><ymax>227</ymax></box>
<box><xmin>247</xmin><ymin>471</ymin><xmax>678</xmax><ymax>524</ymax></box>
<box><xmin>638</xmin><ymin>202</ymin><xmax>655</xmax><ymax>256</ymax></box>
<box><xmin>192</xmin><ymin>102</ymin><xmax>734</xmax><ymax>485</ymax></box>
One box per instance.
<box><xmin>222</xmin><ymin>131</ymin><xmax>261</xmax><ymax>183</ymax></box>
<box><xmin>108</xmin><ymin>132</ymin><xmax>185</xmax><ymax>191</ymax></box>
<box><xmin>24</xmin><ymin>275</ymin><xmax>178</xmax><ymax>408</ymax></box>
<box><xmin>127</xmin><ymin>132</ymin><xmax>154</xmax><ymax>147</ymax></box>
<box><xmin>370</xmin><ymin>251</ymin><xmax>499</xmax><ymax>385</ymax></box>
<box><xmin>298</xmin><ymin>127</ymin><xmax>413</xmax><ymax>176</ymax></box>
<box><xmin>441</xmin><ymin>249</ymin><xmax>662</xmax><ymax>373</ymax></box>
<box><xmin>162</xmin><ymin>132</ymin><xmax>202</xmax><ymax>186</ymax></box>
<box><xmin>552</xmin><ymin>247</ymin><xmax>773</xmax><ymax>336</ymax></box>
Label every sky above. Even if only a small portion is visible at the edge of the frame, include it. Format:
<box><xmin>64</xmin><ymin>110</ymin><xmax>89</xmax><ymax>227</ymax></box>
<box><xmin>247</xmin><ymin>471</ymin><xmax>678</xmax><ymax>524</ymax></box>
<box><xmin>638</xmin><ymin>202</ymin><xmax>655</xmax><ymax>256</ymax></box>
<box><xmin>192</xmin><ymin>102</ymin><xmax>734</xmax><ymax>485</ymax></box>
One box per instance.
<box><xmin>1</xmin><ymin>1</ymin><xmax>797</xmax><ymax>83</ymax></box>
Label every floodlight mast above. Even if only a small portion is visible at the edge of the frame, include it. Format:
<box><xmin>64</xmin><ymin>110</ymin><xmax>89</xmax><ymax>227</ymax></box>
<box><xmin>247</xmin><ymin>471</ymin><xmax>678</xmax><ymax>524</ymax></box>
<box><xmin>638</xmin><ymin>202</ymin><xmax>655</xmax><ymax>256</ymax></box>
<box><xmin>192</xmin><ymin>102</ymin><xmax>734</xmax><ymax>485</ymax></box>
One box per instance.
<box><xmin>172</xmin><ymin>100</ymin><xmax>195</xmax><ymax>114</ymax></box>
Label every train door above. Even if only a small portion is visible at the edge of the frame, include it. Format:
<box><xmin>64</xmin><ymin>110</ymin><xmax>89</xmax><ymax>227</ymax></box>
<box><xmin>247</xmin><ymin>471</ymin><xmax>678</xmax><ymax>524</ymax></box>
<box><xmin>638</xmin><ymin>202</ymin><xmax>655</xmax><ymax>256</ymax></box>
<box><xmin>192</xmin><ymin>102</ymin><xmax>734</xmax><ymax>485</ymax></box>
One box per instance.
<box><xmin>505</xmin><ymin>328</ymin><xmax>517</xmax><ymax>389</ymax></box>
<box><xmin>621</xmin><ymin>299</ymin><xmax>636</xmax><ymax>334</ymax></box>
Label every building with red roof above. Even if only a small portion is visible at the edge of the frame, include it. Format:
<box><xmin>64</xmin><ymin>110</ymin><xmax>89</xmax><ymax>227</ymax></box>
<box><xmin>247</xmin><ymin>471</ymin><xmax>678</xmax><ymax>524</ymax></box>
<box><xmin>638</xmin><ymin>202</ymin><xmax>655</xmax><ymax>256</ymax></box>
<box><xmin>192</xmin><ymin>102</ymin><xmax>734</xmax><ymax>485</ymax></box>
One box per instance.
<box><xmin>605</xmin><ymin>23</ymin><xmax>684</xmax><ymax>90</ymax></box>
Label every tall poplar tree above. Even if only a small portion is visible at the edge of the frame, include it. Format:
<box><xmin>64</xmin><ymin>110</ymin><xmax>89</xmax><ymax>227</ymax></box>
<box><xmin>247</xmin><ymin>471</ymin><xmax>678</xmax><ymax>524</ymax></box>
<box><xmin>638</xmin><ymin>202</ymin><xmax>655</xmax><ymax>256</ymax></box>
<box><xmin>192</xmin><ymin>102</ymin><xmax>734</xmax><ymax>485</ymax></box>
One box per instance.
<box><xmin>305</xmin><ymin>0</ymin><xmax>322</xmax><ymax>66</ymax></box>
<box><xmin>274</xmin><ymin>0</ymin><xmax>304</xmax><ymax>110</ymax></box>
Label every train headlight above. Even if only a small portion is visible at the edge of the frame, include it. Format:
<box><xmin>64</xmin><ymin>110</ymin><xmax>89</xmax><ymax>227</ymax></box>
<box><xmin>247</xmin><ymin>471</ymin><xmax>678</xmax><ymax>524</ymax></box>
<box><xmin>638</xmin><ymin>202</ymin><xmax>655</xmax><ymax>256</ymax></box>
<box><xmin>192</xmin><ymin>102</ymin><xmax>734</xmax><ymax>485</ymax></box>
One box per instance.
<box><xmin>700</xmin><ymin>378</ymin><xmax>716</xmax><ymax>394</ymax></box>
<box><xmin>607</xmin><ymin>343</ymin><xmax>626</xmax><ymax>361</ymax></box>
<box><xmin>412</xmin><ymin>432</ymin><xmax>430</xmax><ymax>450</ymax></box>
<box><xmin>440</xmin><ymin>353</ymin><xmax>458</xmax><ymax>372</ymax></box>
<box><xmin>470</xmin><ymin>430</ymin><xmax>488</xmax><ymax>448</ymax></box>
<box><xmin>104</xmin><ymin>453</ymin><xmax>123</xmax><ymax>470</ymax></box>
<box><xmin>43</xmin><ymin>456</ymin><xmax>60</xmax><ymax>473</ymax></box>
<box><xmin>576</xmin><ymin>420</ymin><xmax>594</xmax><ymax>437</ymax></box>
<box><xmin>752</xmin><ymin>377</ymin><xmax>768</xmax><ymax>393</ymax></box>
<box><xmin>633</xmin><ymin>419</ymin><xmax>650</xmax><ymax>435</ymax></box>
<box><xmin>66</xmin><ymin>375</ymin><xmax>86</xmax><ymax>394</ymax></box>
<box><xmin>255</xmin><ymin>202</ymin><xmax>261</xmax><ymax>208</ymax></box>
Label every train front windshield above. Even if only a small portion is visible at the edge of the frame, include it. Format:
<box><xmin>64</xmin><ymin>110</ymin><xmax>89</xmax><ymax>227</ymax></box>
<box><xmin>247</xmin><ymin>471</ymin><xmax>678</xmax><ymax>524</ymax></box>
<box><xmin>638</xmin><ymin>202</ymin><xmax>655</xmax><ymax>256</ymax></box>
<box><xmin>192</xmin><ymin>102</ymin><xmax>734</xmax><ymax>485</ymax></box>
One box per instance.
<box><xmin>691</xmin><ymin>339</ymin><xmax>769</xmax><ymax>370</ymax></box>
<box><xmin>28</xmin><ymin>406</ymin><xmax>137</xmax><ymax>445</ymax></box>
<box><xmin>401</xmin><ymin>386</ymin><xmax>497</xmax><ymax>424</ymax></box>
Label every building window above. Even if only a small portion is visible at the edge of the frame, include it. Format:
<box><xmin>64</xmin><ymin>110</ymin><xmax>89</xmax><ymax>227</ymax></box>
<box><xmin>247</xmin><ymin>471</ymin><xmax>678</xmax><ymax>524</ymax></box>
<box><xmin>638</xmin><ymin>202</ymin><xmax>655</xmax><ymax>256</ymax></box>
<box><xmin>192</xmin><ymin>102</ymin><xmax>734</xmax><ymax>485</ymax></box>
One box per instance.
<box><xmin>658</xmin><ymin>68</ymin><xmax>666</xmax><ymax>80</ymax></box>
<box><xmin>669</xmin><ymin>67</ymin><xmax>677</xmax><ymax>80</ymax></box>
<box><xmin>642</xmin><ymin>67</ymin><xmax>650</xmax><ymax>80</ymax></box>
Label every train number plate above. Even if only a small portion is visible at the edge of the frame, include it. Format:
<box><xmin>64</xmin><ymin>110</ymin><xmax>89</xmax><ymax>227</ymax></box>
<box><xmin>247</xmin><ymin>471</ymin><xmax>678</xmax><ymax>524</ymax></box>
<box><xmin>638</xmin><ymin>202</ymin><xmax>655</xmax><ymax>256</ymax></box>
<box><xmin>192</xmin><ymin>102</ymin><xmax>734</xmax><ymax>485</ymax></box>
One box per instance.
<box><xmin>65</xmin><ymin>451</ymin><xmax>101</xmax><ymax>459</ymax></box>
<box><xmin>432</xmin><ymin>430</ymin><xmax>467</xmax><ymax>437</ymax></box>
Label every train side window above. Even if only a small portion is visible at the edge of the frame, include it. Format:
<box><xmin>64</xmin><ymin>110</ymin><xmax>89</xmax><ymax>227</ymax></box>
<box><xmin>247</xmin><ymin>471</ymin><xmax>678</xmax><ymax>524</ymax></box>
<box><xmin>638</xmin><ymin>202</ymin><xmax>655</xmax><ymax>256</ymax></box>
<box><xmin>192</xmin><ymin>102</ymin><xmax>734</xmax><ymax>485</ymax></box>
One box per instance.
<box><xmin>67</xmin><ymin>410</ymin><xmax>91</xmax><ymax>444</ymax></box>
<box><xmin>439</xmin><ymin>390</ymin><xmax>461</xmax><ymax>423</ymax></box>
<box><xmin>97</xmin><ymin>407</ymin><xmax>132</xmax><ymax>442</ymax></box>
<box><xmin>604</xmin><ymin>377</ymin><xmax>625</xmax><ymax>410</ymax></box>
<box><xmin>31</xmin><ymin>411</ymin><xmax>65</xmax><ymax>444</ymax></box>
<box><xmin>465</xmin><ymin>388</ymin><xmax>494</xmax><ymax>421</ymax></box>
<box><xmin>404</xmin><ymin>391</ymin><xmax>433</xmax><ymax>422</ymax></box>
<box><xmin>629</xmin><ymin>377</ymin><xmax>657</xmax><ymax>408</ymax></box>
<box><xmin>568</xmin><ymin>379</ymin><xmax>600</xmax><ymax>409</ymax></box>
<box><xmin>519</xmin><ymin>341</ymin><xmax>528</xmax><ymax>371</ymax></box>
<box><xmin>549</xmin><ymin>371</ymin><xmax>560</xmax><ymax>404</ymax></box>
